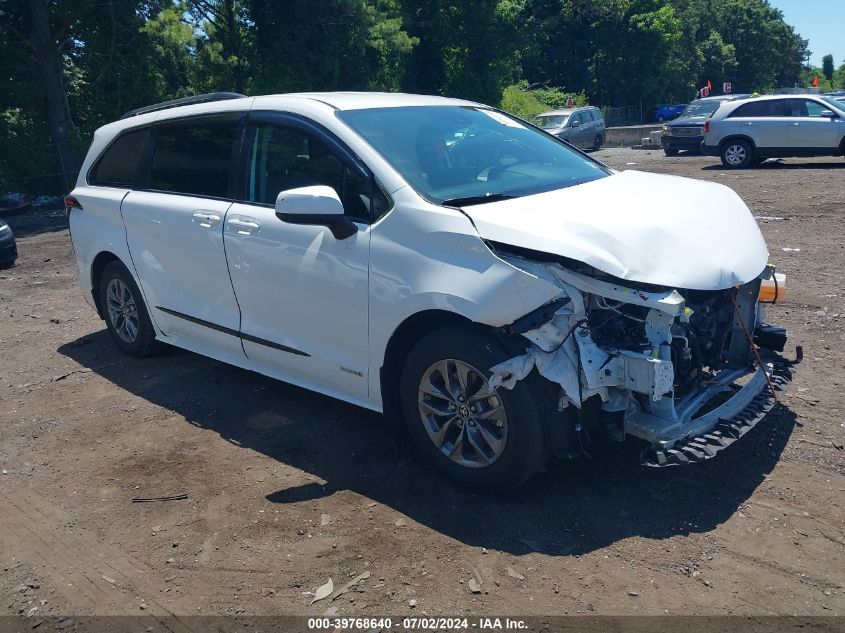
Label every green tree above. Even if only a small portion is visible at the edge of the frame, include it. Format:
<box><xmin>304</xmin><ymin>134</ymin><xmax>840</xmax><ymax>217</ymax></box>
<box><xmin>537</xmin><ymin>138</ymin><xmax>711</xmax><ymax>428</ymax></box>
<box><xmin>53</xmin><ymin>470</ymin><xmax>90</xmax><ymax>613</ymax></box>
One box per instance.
<box><xmin>249</xmin><ymin>0</ymin><xmax>415</xmax><ymax>93</ymax></box>
<box><xmin>402</xmin><ymin>0</ymin><xmax>521</xmax><ymax>105</ymax></box>
<box><xmin>697</xmin><ymin>30</ymin><xmax>737</xmax><ymax>93</ymax></box>
<box><xmin>187</xmin><ymin>0</ymin><xmax>255</xmax><ymax>94</ymax></box>
<box><xmin>0</xmin><ymin>0</ymin><xmax>83</xmax><ymax>189</ymax></box>
<box><xmin>822</xmin><ymin>54</ymin><xmax>834</xmax><ymax>83</ymax></box>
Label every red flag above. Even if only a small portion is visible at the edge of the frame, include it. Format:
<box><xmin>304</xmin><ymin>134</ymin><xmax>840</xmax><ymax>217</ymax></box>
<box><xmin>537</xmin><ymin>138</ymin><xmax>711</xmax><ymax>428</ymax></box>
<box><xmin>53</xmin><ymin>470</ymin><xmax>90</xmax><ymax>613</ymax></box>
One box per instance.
<box><xmin>707</xmin><ymin>80</ymin><xmax>712</xmax><ymax>90</ymax></box>
<box><xmin>812</xmin><ymin>75</ymin><xmax>820</xmax><ymax>87</ymax></box>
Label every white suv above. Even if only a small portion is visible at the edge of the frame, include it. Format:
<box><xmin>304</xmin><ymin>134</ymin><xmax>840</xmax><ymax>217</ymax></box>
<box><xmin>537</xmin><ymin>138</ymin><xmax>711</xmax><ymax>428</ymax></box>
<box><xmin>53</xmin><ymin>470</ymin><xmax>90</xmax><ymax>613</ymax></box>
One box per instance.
<box><xmin>702</xmin><ymin>94</ymin><xmax>845</xmax><ymax>168</ymax></box>
<box><xmin>68</xmin><ymin>92</ymin><xmax>798</xmax><ymax>490</ymax></box>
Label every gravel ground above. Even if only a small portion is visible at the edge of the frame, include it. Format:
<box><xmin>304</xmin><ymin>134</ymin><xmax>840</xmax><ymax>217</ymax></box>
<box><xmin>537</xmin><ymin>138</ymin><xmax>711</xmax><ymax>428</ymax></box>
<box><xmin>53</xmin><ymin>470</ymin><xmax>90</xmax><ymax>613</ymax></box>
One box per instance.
<box><xmin>1</xmin><ymin>149</ymin><xmax>844</xmax><ymax>625</ymax></box>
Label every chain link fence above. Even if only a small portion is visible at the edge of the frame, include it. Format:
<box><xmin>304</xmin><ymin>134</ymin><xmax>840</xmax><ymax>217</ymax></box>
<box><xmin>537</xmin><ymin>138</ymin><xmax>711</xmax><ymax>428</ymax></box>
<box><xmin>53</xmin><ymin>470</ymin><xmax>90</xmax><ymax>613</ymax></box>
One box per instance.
<box><xmin>601</xmin><ymin>105</ymin><xmax>644</xmax><ymax>127</ymax></box>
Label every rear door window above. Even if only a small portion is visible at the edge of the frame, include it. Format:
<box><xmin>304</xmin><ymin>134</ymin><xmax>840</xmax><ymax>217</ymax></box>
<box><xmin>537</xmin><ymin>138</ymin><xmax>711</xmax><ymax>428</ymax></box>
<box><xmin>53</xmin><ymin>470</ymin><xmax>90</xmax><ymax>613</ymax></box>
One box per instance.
<box><xmin>89</xmin><ymin>129</ymin><xmax>147</xmax><ymax>188</ymax></box>
<box><xmin>149</xmin><ymin>120</ymin><xmax>240</xmax><ymax>198</ymax></box>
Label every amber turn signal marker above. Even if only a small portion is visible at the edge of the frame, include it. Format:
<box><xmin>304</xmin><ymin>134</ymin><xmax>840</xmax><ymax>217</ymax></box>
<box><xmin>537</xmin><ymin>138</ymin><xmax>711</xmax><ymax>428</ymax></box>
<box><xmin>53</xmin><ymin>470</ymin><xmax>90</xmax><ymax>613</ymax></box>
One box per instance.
<box><xmin>759</xmin><ymin>272</ymin><xmax>786</xmax><ymax>303</ymax></box>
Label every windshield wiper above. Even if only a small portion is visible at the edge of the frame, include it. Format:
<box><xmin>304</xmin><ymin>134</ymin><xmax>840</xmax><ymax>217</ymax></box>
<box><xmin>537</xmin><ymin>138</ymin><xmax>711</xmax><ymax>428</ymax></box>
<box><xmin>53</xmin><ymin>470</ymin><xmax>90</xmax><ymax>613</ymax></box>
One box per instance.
<box><xmin>441</xmin><ymin>193</ymin><xmax>517</xmax><ymax>207</ymax></box>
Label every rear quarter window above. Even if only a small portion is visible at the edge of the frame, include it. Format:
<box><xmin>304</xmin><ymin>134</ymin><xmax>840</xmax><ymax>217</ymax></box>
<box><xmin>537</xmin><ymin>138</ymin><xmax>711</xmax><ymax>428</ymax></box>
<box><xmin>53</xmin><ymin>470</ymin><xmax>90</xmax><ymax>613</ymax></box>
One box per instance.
<box><xmin>88</xmin><ymin>129</ymin><xmax>147</xmax><ymax>188</ymax></box>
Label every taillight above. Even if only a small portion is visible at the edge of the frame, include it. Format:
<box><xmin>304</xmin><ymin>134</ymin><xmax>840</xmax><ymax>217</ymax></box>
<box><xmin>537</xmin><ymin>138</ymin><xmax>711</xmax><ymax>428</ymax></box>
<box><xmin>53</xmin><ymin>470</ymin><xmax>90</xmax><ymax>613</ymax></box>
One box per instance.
<box><xmin>64</xmin><ymin>195</ymin><xmax>82</xmax><ymax>210</ymax></box>
<box><xmin>703</xmin><ymin>119</ymin><xmax>710</xmax><ymax>133</ymax></box>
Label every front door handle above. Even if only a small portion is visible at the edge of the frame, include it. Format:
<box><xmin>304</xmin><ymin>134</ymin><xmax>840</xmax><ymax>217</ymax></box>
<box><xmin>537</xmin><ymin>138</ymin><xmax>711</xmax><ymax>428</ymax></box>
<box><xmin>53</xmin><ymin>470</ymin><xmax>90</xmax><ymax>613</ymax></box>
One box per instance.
<box><xmin>226</xmin><ymin>215</ymin><xmax>261</xmax><ymax>235</ymax></box>
<box><xmin>192</xmin><ymin>210</ymin><xmax>221</xmax><ymax>228</ymax></box>
<box><xmin>792</xmin><ymin>122</ymin><xmax>800</xmax><ymax>126</ymax></box>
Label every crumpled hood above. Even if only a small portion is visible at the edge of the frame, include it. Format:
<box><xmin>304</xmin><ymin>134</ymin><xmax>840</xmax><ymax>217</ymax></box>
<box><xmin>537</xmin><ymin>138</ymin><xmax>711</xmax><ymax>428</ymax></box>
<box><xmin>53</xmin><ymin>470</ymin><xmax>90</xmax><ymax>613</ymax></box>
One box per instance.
<box><xmin>463</xmin><ymin>170</ymin><xmax>769</xmax><ymax>290</ymax></box>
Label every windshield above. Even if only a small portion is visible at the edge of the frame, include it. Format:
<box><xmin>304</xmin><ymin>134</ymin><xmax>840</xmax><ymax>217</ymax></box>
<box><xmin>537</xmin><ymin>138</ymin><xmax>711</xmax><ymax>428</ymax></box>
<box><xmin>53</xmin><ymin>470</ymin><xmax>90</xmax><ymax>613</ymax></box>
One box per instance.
<box><xmin>820</xmin><ymin>96</ymin><xmax>845</xmax><ymax>112</ymax></box>
<box><xmin>533</xmin><ymin>114</ymin><xmax>569</xmax><ymax>129</ymax></box>
<box><xmin>681</xmin><ymin>101</ymin><xmax>723</xmax><ymax>117</ymax></box>
<box><xmin>337</xmin><ymin>106</ymin><xmax>608</xmax><ymax>205</ymax></box>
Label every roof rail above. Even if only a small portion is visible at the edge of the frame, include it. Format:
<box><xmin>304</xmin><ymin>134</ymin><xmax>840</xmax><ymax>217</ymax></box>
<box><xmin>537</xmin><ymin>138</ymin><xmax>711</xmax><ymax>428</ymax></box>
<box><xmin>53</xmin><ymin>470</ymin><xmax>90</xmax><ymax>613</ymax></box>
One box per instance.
<box><xmin>119</xmin><ymin>92</ymin><xmax>246</xmax><ymax>120</ymax></box>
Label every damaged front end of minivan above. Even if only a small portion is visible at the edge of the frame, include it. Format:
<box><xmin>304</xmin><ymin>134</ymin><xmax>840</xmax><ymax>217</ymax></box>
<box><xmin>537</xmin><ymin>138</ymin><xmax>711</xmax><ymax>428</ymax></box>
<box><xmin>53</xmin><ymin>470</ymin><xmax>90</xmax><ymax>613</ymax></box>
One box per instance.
<box><xmin>487</xmin><ymin>248</ymin><xmax>801</xmax><ymax>466</ymax></box>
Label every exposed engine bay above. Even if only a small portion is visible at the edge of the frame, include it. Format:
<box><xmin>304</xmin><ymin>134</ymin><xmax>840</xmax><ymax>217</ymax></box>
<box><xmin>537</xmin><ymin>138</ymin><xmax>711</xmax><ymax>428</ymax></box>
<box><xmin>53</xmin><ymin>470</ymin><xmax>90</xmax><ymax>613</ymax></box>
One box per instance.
<box><xmin>488</xmin><ymin>249</ymin><xmax>799</xmax><ymax>466</ymax></box>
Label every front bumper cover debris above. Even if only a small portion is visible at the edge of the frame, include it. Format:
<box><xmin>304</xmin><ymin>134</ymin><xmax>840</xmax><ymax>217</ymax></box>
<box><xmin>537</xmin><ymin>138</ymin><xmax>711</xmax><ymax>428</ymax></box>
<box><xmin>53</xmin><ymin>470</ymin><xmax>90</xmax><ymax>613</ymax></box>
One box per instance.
<box><xmin>641</xmin><ymin>347</ymin><xmax>802</xmax><ymax>467</ymax></box>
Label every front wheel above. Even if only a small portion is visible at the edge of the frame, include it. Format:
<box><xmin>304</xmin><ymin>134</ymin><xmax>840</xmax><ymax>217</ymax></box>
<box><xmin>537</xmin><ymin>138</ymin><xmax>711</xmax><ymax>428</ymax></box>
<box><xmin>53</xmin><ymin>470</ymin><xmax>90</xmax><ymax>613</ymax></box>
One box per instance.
<box><xmin>399</xmin><ymin>324</ymin><xmax>548</xmax><ymax>492</ymax></box>
<box><xmin>663</xmin><ymin>147</ymin><xmax>679</xmax><ymax>157</ymax></box>
<box><xmin>99</xmin><ymin>260</ymin><xmax>160</xmax><ymax>357</ymax></box>
<box><xmin>720</xmin><ymin>139</ymin><xmax>754</xmax><ymax>169</ymax></box>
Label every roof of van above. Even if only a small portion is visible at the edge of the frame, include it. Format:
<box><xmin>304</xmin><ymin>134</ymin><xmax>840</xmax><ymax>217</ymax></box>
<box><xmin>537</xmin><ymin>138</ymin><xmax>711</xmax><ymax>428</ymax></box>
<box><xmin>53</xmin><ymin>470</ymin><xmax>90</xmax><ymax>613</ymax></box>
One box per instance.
<box><xmin>270</xmin><ymin>92</ymin><xmax>478</xmax><ymax>110</ymax></box>
<box><xmin>536</xmin><ymin>107</ymin><xmax>598</xmax><ymax>117</ymax></box>
<box><xmin>693</xmin><ymin>93</ymin><xmax>752</xmax><ymax>102</ymax></box>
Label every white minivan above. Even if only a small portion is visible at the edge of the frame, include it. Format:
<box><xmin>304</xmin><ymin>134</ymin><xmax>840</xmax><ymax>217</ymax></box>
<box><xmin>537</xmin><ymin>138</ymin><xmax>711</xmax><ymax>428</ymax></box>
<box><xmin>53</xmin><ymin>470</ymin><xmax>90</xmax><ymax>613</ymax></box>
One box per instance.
<box><xmin>68</xmin><ymin>92</ymin><xmax>798</xmax><ymax>490</ymax></box>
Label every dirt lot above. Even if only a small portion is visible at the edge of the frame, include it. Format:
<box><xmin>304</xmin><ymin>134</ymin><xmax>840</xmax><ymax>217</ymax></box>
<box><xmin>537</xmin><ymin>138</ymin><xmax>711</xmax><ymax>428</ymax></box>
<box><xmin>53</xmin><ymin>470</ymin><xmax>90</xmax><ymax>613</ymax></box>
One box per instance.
<box><xmin>1</xmin><ymin>150</ymin><xmax>844</xmax><ymax>625</ymax></box>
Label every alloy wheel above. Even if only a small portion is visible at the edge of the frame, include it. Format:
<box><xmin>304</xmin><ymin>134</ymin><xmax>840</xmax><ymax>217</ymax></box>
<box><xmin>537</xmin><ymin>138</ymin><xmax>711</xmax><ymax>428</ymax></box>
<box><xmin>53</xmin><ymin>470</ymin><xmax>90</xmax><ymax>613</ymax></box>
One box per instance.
<box><xmin>105</xmin><ymin>278</ymin><xmax>139</xmax><ymax>344</ymax></box>
<box><xmin>725</xmin><ymin>144</ymin><xmax>747</xmax><ymax>166</ymax></box>
<box><xmin>417</xmin><ymin>359</ymin><xmax>508</xmax><ymax>468</ymax></box>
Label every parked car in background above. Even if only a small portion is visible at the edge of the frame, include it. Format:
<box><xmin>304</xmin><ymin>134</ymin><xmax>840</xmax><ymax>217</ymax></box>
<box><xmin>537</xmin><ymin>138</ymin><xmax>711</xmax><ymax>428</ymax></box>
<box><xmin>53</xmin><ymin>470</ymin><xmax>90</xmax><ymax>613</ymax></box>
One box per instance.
<box><xmin>701</xmin><ymin>94</ymin><xmax>845</xmax><ymax>168</ymax></box>
<box><xmin>533</xmin><ymin>107</ymin><xmax>606</xmax><ymax>150</ymax></box>
<box><xmin>661</xmin><ymin>94</ymin><xmax>751</xmax><ymax>156</ymax></box>
<box><xmin>0</xmin><ymin>219</ymin><xmax>17</xmax><ymax>268</ymax></box>
<box><xmin>650</xmin><ymin>104</ymin><xmax>686</xmax><ymax>123</ymax></box>
<box><xmin>67</xmin><ymin>91</ymin><xmax>797</xmax><ymax>490</ymax></box>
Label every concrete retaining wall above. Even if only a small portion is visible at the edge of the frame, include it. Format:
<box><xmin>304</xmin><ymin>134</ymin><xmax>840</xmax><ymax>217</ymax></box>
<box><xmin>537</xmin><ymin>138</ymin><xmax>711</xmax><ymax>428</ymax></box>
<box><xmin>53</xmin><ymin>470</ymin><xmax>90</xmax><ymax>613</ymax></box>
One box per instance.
<box><xmin>605</xmin><ymin>124</ymin><xmax>662</xmax><ymax>147</ymax></box>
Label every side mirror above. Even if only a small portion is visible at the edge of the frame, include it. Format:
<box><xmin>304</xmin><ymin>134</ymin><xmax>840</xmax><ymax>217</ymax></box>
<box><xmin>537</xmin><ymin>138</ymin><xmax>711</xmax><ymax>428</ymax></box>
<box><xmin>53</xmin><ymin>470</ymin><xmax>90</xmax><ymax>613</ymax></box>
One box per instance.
<box><xmin>820</xmin><ymin>110</ymin><xmax>838</xmax><ymax>119</ymax></box>
<box><xmin>571</xmin><ymin>120</ymin><xmax>581</xmax><ymax>128</ymax></box>
<box><xmin>275</xmin><ymin>185</ymin><xmax>357</xmax><ymax>240</ymax></box>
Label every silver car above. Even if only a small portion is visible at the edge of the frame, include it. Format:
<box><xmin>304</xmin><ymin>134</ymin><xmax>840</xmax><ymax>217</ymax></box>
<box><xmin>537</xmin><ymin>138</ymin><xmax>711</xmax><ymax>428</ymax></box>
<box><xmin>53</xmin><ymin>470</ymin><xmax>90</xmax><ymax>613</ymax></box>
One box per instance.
<box><xmin>701</xmin><ymin>94</ymin><xmax>845</xmax><ymax>168</ymax></box>
<box><xmin>533</xmin><ymin>107</ymin><xmax>606</xmax><ymax>150</ymax></box>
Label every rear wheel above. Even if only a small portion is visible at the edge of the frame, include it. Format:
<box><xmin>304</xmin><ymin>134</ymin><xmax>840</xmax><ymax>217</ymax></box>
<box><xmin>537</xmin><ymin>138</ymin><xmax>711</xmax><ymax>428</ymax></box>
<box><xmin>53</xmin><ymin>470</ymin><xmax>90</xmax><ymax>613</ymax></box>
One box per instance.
<box><xmin>400</xmin><ymin>324</ymin><xmax>548</xmax><ymax>492</ymax></box>
<box><xmin>592</xmin><ymin>134</ymin><xmax>603</xmax><ymax>150</ymax></box>
<box><xmin>720</xmin><ymin>139</ymin><xmax>754</xmax><ymax>168</ymax></box>
<box><xmin>663</xmin><ymin>147</ymin><xmax>679</xmax><ymax>157</ymax></box>
<box><xmin>99</xmin><ymin>261</ymin><xmax>160</xmax><ymax>357</ymax></box>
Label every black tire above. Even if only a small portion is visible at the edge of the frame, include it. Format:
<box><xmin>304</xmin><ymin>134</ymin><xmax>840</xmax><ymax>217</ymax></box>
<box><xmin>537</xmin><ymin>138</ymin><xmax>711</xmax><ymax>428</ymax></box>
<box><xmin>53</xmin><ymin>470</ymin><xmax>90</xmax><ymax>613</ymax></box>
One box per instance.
<box><xmin>720</xmin><ymin>139</ymin><xmax>754</xmax><ymax>169</ymax></box>
<box><xmin>399</xmin><ymin>324</ymin><xmax>549</xmax><ymax>492</ymax></box>
<box><xmin>99</xmin><ymin>260</ymin><xmax>160</xmax><ymax>357</ymax></box>
<box><xmin>592</xmin><ymin>134</ymin><xmax>603</xmax><ymax>150</ymax></box>
<box><xmin>663</xmin><ymin>147</ymin><xmax>679</xmax><ymax>157</ymax></box>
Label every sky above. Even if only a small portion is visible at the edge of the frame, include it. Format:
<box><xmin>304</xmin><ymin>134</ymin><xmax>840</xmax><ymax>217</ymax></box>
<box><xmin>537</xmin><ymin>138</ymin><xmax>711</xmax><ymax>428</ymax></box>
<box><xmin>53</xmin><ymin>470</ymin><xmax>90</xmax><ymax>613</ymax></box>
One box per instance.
<box><xmin>768</xmin><ymin>0</ymin><xmax>845</xmax><ymax>68</ymax></box>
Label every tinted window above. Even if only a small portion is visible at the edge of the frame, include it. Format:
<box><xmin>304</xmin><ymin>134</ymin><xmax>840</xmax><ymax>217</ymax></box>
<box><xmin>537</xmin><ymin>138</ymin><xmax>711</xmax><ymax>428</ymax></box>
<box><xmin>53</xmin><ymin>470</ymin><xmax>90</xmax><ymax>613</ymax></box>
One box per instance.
<box><xmin>149</xmin><ymin>120</ymin><xmax>239</xmax><ymax>198</ymax></box>
<box><xmin>570</xmin><ymin>112</ymin><xmax>583</xmax><ymax>126</ymax></box>
<box><xmin>728</xmin><ymin>100</ymin><xmax>786</xmax><ymax>118</ymax></box>
<box><xmin>582</xmin><ymin>110</ymin><xmax>594</xmax><ymax>122</ymax></box>
<box><xmin>89</xmin><ymin>129</ymin><xmax>147</xmax><ymax>187</ymax></box>
<box><xmin>243</xmin><ymin>123</ymin><xmax>373</xmax><ymax>221</ymax></box>
<box><xmin>337</xmin><ymin>106</ymin><xmax>608</xmax><ymax>205</ymax></box>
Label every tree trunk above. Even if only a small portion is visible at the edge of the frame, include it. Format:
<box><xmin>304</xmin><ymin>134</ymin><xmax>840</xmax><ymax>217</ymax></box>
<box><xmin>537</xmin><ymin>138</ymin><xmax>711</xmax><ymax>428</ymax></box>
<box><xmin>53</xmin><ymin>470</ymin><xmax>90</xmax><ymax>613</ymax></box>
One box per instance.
<box><xmin>25</xmin><ymin>0</ymin><xmax>78</xmax><ymax>191</ymax></box>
